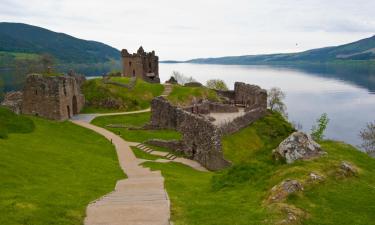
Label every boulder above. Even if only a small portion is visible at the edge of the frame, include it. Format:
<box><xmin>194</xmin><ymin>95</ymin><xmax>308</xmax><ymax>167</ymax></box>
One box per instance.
<box><xmin>268</xmin><ymin>179</ymin><xmax>304</xmax><ymax>203</ymax></box>
<box><xmin>340</xmin><ymin>161</ymin><xmax>358</xmax><ymax>177</ymax></box>
<box><xmin>273</xmin><ymin>132</ymin><xmax>326</xmax><ymax>164</ymax></box>
<box><xmin>1</xmin><ymin>91</ymin><xmax>23</xmax><ymax>114</ymax></box>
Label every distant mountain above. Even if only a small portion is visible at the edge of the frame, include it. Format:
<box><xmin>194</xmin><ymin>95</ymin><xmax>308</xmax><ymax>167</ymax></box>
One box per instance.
<box><xmin>0</xmin><ymin>22</ymin><xmax>120</xmax><ymax>63</ymax></box>
<box><xmin>181</xmin><ymin>35</ymin><xmax>375</xmax><ymax>65</ymax></box>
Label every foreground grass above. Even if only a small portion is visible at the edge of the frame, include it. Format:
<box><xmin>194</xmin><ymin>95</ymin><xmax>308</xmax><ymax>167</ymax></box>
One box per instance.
<box><xmin>91</xmin><ymin>112</ymin><xmax>181</xmax><ymax>143</ymax></box>
<box><xmin>82</xmin><ymin>77</ymin><xmax>164</xmax><ymax>113</ymax></box>
<box><xmin>141</xmin><ymin>112</ymin><xmax>375</xmax><ymax>225</ymax></box>
<box><xmin>167</xmin><ymin>85</ymin><xmax>219</xmax><ymax>107</ymax></box>
<box><xmin>0</xmin><ymin>116</ymin><xmax>124</xmax><ymax>225</ymax></box>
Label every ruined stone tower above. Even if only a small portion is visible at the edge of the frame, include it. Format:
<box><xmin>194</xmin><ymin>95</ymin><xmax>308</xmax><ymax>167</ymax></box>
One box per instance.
<box><xmin>22</xmin><ymin>74</ymin><xmax>85</xmax><ymax>120</ymax></box>
<box><xmin>121</xmin><ymin>46</ymin><xmax>160</xmax><ymax>83</ymax></box>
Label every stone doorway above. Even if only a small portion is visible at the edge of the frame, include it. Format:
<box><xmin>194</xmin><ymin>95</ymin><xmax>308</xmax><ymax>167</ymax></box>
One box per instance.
<box><xmin>72</xmin><ymin>96</ymin><xmax>78</xmax><ymax>115</ymax></box>
<box><xmin>67</xmin><ymin>105</ymin><xmax>71</xmax><ymax>118</ymax></box>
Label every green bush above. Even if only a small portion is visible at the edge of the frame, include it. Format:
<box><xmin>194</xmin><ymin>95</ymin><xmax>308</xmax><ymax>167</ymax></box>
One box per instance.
<box><xmin>0</xmin><ymin>107</ymin><xmax>35</xmax><ymax>138</ymax></box>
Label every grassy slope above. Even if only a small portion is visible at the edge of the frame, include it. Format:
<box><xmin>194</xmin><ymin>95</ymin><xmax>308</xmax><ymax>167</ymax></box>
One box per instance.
<box><xmin>91</xmin><ymin>112</ymin><xmax>181</xmax><ymax>143</ymax></box>
<box><xmin>82</xmin><ymin>77</ymin><xmax>164</xmax><ymax>113</ymax></box>
<box><xmin>167</xmin><ymin>85</ymin><xmax>219</xmax><ymax>107</ymax></box>
<box><xmin>0</xmin><ymin>110</ymin><xmax>124</xmax><ymax>224</ymax></box>
<box><xmin>142</xmin><ymin>112</ymin><xmax>375</xmax><ymax>225</ymax></box>
<box><xmin>0</xmin><ymin>107</ymin><xmax>35</xmax><ymax>138</ymax></box>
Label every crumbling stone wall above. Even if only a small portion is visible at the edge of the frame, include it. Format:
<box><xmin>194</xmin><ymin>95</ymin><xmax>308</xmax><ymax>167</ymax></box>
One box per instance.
<box><xmin>121</xmin><ymin>46</ymin><xmax>160</xmax><ymax>83</ymax></box>
<box><xmin>148</xmin><ymin>82</ymin><xmax>268</xmax><ymax>170</ymax></box>
<box><xmin>1</xmin><ymin>91</ymin><xmax>23</xmax><ymax>114</ymax></box>
<box><xmin>22</xmin><ymin>74</ymin><xmax>85</xmax><ymax>120</ymax></box>
<box><xmin>150</xmin><ymin>97</ymin><xmax>231</xmax><ymax>170</ymax></box>
<box><xmin>216</xmin><ymin>82</ymin><xmax>267</xmax><ymax>109</ymax></box>
<box><xmin>183</xmin><ymin>101</ymin><xmax>239</xmax><ymax>114</ymax></box>
<box><xmin>234</xmin><ymin>82</ymin><xmax>267</xmax><ymax>108</ymax></box>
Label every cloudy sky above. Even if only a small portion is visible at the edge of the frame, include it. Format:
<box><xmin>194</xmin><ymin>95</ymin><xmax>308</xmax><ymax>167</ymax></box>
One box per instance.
<box><xmin>1</xmin><ymin>0</ymin><xmax>374</xmax><ymax>60</ymax></box>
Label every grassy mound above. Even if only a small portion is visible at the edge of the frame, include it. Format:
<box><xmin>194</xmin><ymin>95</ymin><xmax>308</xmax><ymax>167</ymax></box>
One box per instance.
<box><xmin>0</xmin><ymin>115</ymin><xmax>124</xmax><ymax>224</ymax></box>
<box><xmin>167</xmin><ymin>85</ymin><xmax>219</xmax><ymax>107</ymax></box>
<box><xmin>0</xmin><ymin>107</ymin><xmax>35</xmax><ymax>138</ymax></box>
<box><xmin>141</xmin><ymin>112</ymin><xmax>375</xmax><ymax>225</ymax></box>
<box><xmin>82</xmin><ymin>77</ymin><xmax>164</xmax><ymax>113</ymax></box>
<box><xmin>91</xmin><ymin>112</ymin><xmax>181</xmax><ymax>143</ymax></box>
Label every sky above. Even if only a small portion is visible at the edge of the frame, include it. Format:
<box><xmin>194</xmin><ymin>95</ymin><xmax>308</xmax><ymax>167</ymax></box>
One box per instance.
<box><xmin>1</xmin><ymin>0</ymin><xmax>375</xmax><ymax>60</ymax></box>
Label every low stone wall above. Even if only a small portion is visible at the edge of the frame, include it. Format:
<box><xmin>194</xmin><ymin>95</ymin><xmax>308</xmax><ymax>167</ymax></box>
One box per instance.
<box><xmin>209</xmin><ymin>102</ymin><xmax>238</xmax><ymax>113</ymax></box>
<box><xmin>184</xmin><ymin>102</ymin><xmax>238</xmax><ymax>115</ymax></box>
<box><xmin>219</xmin><ymin>108</ymin><xmax>267</xmax><ymax>135</ymax></box>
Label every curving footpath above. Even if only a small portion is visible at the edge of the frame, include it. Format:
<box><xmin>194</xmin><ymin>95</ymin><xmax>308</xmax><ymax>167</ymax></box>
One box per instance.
<box><xmin>71</xmin><ymin>120</ymin><xmax>170</xmax><ymax>225</ymax></box>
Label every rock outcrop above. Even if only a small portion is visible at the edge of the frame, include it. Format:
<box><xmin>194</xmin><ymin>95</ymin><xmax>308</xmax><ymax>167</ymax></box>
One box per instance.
<box><xmin>273</xmin><ymin>132</ymin><xmax>326</xmax><ymax>164</ymax></box>
<box><xmin>268</xmin><ymin>179</ymin><xmax>304</xmax><ymax>203</ymax></box>
<box><xmin>339</xmin><ymin>161</ymin><xmax>358</xmax><ymax>177</ymax></box>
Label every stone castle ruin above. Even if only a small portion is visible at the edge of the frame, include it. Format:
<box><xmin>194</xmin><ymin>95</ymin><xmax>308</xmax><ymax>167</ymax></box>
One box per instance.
<box><xmin>121</xmin><ymin>46</ymin><xmax>160</xmax><ymax>83</ymax></box>
<box><xmin>147</xmin><ymin>82</ymin><xmax>267</xmax><ymax>170</ymax></box>
<box><xmin>2</xmin><ymin>73</ymin><xmax>85</xmax><ymax>121</ymax></box>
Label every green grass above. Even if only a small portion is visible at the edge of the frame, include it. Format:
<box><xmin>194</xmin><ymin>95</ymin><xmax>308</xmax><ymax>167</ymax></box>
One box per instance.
<box><xmin>82</xmin><ymin>77</ymin><xmax>164</xmax><ymax>113</ymax></box>
<box><xmin>131</xmin><ymin>147</ymin><xmax>163</xmax><ymax>160</ymax></box>
<box><xmin>167</xmin><ymin>85</ymin><xmax>219</xmax><ymax>107</ymax></box>
<box><xmin>0</xmin><ymin>114</ymin><xmax>124</xmax><ymax>224</ymax></box>
<box><xmin>0</xmin><ymin>107</ymin><xmax>35</xmax><ymax>138</ymax></box>
<box><xmin>91</xmin><ymin>112</ymin><xmax>181</xmax><ymax>143</ymax></box>
<box><xmin>139</xmin><ymin>112</ymin><xmax>375</xmax><ymax>225</ymax></box>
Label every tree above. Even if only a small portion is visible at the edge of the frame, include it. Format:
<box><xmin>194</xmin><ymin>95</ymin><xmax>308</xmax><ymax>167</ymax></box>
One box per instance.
<box><xmin>40</xmin><ymin>53</ymin><xmax>55</xmax><ymax>73</ymax></box>
<box><xmin>172</xmin><ymin>71</ymin><xmax>195</xmax><ymax>85</ymax></box>
<box><xmin>268</xmin><ymin>87</ymin><xmax>287</xmax><ymax>117</ymax></box>
<box><xmin>206</xmin><ymin>79</ymin><xmax>228</xmax><ymax>91</ymax></box>
<box><xmin>359</xmin><ymin>122</ymin><xmax>375</xmax><ymax>156</ymax></box>
<box><xmin>311</xmin><ymin>113</ymin><xmax>329</xmax><ymax>141</ymax></box>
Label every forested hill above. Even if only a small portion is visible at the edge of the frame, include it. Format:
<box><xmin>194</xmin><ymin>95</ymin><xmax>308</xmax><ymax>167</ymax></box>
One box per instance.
<box><xmin>184</xmin><ymin>35</ymin><xmax>375</xmax><ymax>65</ymax></box>
<box><xmin>0</xmin><ymin>22</ymin><xmax>120</xmax><ymax>63</ymax></box>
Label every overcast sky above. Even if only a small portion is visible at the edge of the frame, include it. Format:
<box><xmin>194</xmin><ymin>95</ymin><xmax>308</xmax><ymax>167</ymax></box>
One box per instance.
<box><xmin>1</xmin><ymin>0</ymin><xmax>374</xmax><ymax>60</ymax></box>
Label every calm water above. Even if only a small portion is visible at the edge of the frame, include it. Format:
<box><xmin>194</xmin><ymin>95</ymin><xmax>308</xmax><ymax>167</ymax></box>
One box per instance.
<box><xmin>159</xmin><ymin>63</ymin><xmax>375</xmax><ymax>147</ymax></box>
<box><xmin>1</xmin><ymin>63</ymin><xmax>375</xmax><ymax>147</ymax></box>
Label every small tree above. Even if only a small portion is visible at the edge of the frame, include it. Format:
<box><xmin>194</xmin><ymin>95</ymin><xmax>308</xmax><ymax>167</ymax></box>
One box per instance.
<box><xmin>206</xmin><ymin>79</ymin><xmax>228</xmax><ymax>91</ymax></box>
<box><xmin>359</xmin><ymin>122</ymin><xmax>375</xmax><ymax>156</ymax></box>
<box><xmin>172</xmin><ymin>71</ymin><xmax>195</xmax><ymax>85</ymax></box>
<box><xmin>268</xmin><ymin>87</ymin><xmax>287</xmax><ymax>117</ymax></box>
<box><xmin>311</xmin><ymin>113</ymin><xmax>329</xmax><ymax>141</ymax></box>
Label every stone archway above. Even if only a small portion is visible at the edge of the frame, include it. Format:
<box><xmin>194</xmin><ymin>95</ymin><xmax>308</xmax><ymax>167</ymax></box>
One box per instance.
<box><xmin>72</xmin><ymin>95</ymin><xmax>78</xmax><ymax>115</ymax></box>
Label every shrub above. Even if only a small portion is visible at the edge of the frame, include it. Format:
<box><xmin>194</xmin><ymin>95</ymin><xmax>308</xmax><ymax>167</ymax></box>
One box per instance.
<box><xmin>311</xmin><ymin>113</ymin><xmax>329</xmax><ymax>141</ymax></box>
<box><xmin>206</xmin><ymin>79</ymin><xmax>229</xmax><ymax>91</ymax></box>
<box><xmin>0</xmin><ymin>107</ymin><xmax>35</xmax><ymax>138</ymax></box>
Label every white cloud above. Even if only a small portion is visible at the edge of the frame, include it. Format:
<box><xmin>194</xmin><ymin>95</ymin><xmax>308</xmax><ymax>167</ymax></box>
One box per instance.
<box><xmin>0</xmin><ymin>0</ymin><xmax>374</xmax><ymax>60</ymax></box>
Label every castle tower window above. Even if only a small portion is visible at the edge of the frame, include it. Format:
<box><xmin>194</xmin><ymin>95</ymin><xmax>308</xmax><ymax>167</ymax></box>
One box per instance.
<box><xmin>149</xmin><ymin>62</ymin><xmax>152</xmax><ymax>68</ymax></box>
<box><xmin>35</xmin><ymin>90</ymin><xmax>37</xmax><ymax>95</ymax></box>
<box><xmin>129</xmin><ymin>61</ymin><xmax>132</xmax><ymax>67</ymax></box>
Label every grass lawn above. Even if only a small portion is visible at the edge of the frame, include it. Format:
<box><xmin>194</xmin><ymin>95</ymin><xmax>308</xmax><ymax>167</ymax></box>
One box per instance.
<box><xmin>82</xmin><ymin>77</ymin><xmax>164</xmax><ymax>113</ymax></box>
<box><xmin>167</xmin><ymin>85</ymin><xmax>219</xmax><ymax>107</ymax></box>
<box><xmin>0</xmin><ymin>110</ymin><xmax>124</xmax><ymax>224</ymax></box>
<box><xmin>140</xmin><ymin>112</ymin><xmax>375</xmax><ymax>225</ymax></box>
<box><xmin>131</xmin><ymin>146</ymin><xmax>164</xmax><ymax>160</ymax></box>
<box><xmin>91</xmin><ymin>112</ymin><xmax>181</xmax><ymax>143</ymax></box>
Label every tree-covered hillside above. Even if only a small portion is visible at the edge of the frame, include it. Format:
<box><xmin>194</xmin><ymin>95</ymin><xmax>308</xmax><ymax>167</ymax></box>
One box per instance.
<box><xmin>0</xmin><ymin>22</ymin><xmax>120</xmax><ymax>64</ymax></box>
<box><xmin>184</xmin><ymin>35</ymin><xmax>375</xmax><ymax>65</ymax></box>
